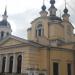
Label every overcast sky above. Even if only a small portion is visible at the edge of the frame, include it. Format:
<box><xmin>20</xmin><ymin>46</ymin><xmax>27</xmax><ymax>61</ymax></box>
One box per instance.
<box><xmin>0</xmin><ymin>0</ymin><xmax>75</xmax><ymax>39</ymax></box>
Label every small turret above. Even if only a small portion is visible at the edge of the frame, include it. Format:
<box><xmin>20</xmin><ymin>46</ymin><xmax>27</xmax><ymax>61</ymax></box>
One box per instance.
<box><xmin>48</xmin><ymin>0</ymin><xmax>61</xmax><ymax>21</ymax></box>
<box><xmin>62</xmin><ymin>0</ymin><xmax>70</xmax><ymax>21</ymax></box>
<box><xmin>48</xmin><ymin>0</ymin><xmax>57</xmax><ymax>16</ymax></box>
<box><xmin>39</xmin><ymin>0</ymin><xmax>48</xmax><ymax>17</ymax></box>
<box><xmin>0</xmin><ymin>7</ymin><xmax>12</xmax><ymax>40</ymax></box>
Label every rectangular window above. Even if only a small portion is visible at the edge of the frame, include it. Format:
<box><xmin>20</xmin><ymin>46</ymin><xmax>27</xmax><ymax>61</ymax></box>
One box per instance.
<box><xmin>53</xmin><ymin>62</ymin><xmax>59</xmax><ymax>75</ymax></box>
<box><xmin>67</xmin><ymin>64</ymin><xmax>71</xmax><ymax>75</ymax></box>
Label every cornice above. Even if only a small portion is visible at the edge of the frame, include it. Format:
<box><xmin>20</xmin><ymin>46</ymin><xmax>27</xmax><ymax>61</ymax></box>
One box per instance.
<box><xmin>0</xmin><ymin>43</ymin><xmax>29</xmax><ymax>50</ymax></box>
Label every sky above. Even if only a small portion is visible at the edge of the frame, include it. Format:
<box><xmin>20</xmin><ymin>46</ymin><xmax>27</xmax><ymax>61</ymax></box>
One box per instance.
<box><xmin>0</xmin><ymin>0</ymin><xmax>75</xmax><ymax>39</ymax></box>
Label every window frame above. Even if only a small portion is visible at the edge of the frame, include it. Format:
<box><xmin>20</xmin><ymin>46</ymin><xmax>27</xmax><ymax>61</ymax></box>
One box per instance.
<box><xmin>67</xmin><ymin>63</ymin><xmax>72</xmax><ymax>75</ymax></box>
<box><xmin>17</xmin><ymin>55</ymin><xmax>22</xmax><ymax>73</ymax></box>
<box><xmin>2</xmin><ymin>57</ymin><xmax>6</xmax><ymax>73</ymax></box>
<box><xmin>9</xmin><ymin>56</ymin><xmax>13</xmax><ymax>73</ymax></box>
<box><xmin>1</xmin><ymin>31</ymin><xmax>4</xmax><ymax>39</ymax></box>
<box><xmin>36</xmin><ymin>24</ymin><xmax>44</xmax><ymax>37</ymax></box>
<box><xmin>53</xmin><ymin>62</ymin><xmax>59</xmax><ymax>75</ymax></box>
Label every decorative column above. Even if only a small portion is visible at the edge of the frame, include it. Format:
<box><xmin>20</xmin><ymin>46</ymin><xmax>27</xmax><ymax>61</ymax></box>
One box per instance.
<box><xmin>12</xmin><ymin>53</ymin><xmax>17</xmax><ymax>73</ymax></box>
<box><xmin>5</xmin><ymin>54</ymin><xmax>9</xmax><ymax>73</ymax></box>
<box><xmin>0</xmin><ymin>55</ymin><xmax>2</xmax><ymax>73</ymax></box>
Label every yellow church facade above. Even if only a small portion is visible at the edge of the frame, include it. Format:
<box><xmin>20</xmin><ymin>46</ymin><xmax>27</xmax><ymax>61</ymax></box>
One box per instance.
<box><xmin>0</xmin><ymin>0</ymin><xmax>75</xmax><ymax>75</ymax></box>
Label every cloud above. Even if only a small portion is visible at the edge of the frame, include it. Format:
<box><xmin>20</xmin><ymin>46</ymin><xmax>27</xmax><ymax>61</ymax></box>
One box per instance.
<box><xmin>0</xmin><ymin>0</ymin><xmax>74</xmax><ymax>39</ymax></box>
<box><xmin>8</xmin><ymin>9</ymin><xmax>40</xmax><ymax>39</ymax></box>
<box><xmin>0</xmin><ymin>0</ymin><xmax>43</xmax><ymax>15</ymax></box>
<box><xmin>6</xmin><ymin>0</ymin><xmax>75</xmax><ymax>39</ymax></box>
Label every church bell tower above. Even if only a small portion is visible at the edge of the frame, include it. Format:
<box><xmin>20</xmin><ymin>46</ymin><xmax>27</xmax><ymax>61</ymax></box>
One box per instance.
<box><xmin>0</xmin><ymin>7</ymin><xmax>12</xmax><ymax>40</ymax></box>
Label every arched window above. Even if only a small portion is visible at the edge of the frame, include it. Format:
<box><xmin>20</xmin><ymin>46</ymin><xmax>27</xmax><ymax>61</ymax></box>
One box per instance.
<box><xmin>17</xmin><ymin>55</ymin><xmax>22</xmax><ymax>73</ymax></box>
<box><xmin>2</xmin><ymin>57</ymin><xmax>6</xmax><ymax>73</ymax></box>
<box><xmin>36</xmin><ymin>24</ymin><xmax>43</xmax><ymax>37</ymax></box>
<box><xmin>1</xmin><ymin>31</ymin><xmax>4</xmax><ymax>39</ymax></box>
<box><xmin>9</xmin><ymin>56</ymin><xmax>13</xmax><ymax>73</ymax></box>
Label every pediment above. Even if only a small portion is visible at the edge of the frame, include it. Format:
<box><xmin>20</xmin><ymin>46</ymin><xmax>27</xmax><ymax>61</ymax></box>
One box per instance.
<box><xmin>0</xmin><ymin>35</ymin><xmax>27</xmax><ymax>47</ymax></box>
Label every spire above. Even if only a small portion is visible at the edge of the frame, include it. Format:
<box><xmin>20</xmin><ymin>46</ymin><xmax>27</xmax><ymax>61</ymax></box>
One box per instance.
<box><xmin>62</xmin><ymin>0</ymin><xmax>70</xmax><ymax>21</ymax></box>
<box><xmin>2</xmin><ymin>6</ymin><xmax>8</xmax><ymax>20</ymax></box>
<box><xmin>63</xmin><ymin>0</ymin><xmax>68</xmax><ymax>14</ymax></box>
<box><xmin>48</xmin><ymin>0</ymin><xmax>57</xmax><ymax>16</ymax></box>
<box><xmin>40</xmin><ymin>0</ymin><xmax>48</xmax><ymax>17</ymax></box>
<box><xmin>4</xmin><ymin>7</ymin><xmax>7</xmax><ymax>16</ymax></box>
<box><xmin>41</xmin><ymin>0</ymin><xmax>46</xmax><ymax>11</ymax></box>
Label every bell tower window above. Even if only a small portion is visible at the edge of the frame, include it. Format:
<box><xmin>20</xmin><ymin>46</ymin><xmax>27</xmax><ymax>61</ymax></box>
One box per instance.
<box><xmin>36</xmin><ymin>24</ymin><xmax>43</xmax><ymax>37</ymax></box>
<box><xmin>38</xmin><ymin>29</ymin><xmax>42</xmax><ymax>36</ymax></box>
<box><xmin>7</xmin><ymin>32</ymin><xmax>9</xmax><ymax>36</ymax></box>
<box><xmin>1</xmin><ymin>31</ymin><xmax>4</xmax><ymax>39</ymax></box>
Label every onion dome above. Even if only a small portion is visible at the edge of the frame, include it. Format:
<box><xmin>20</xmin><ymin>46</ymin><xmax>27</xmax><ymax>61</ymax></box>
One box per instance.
<box><xmin>39</xmin><ymin>0</ymin><xmax>48</xmax><ymax>17</ymax></box>
<box><xmin>62</xmin><ymin>7</ymin><xmax>70</xmax><ymax>21</ymax></box>
<box><xmin>64</xmin><ymin>7</ymin><xmax>68</xmax><ymax>14</ymax></box>
<box><xmin>62</xmin><ymin>0</ymin><xmax>70</xmax><ymax>21</ymax></box>
<box><xmin>42</xmin><ymin>4</ymin><xmax>46</xmax><ymax>11</ymax></box>
<box><xmin>50</xmin><ymin>0</ymin><xmax>55</xmax><ymax>4</ymax></box>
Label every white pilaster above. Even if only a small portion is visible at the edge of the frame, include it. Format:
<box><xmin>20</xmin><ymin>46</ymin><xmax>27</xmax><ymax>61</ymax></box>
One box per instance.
<box><xmin>12</xmin><ymin>53</ymin><xmax>17</xmax><ymax>73</ymax></box>
<box><xmin>5</xmin><ymin>54</ymin><xmax>9</xmax><ymax>73</ymax></box>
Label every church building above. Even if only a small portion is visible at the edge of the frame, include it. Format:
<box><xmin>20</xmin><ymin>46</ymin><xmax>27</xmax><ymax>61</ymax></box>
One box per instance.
<box><xmin>0</xmin><ymin>0</ymin><xmax>75</xmax><ymax>75</ymax></box>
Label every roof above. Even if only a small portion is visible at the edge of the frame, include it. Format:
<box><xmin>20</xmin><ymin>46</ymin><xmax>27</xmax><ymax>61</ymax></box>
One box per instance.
<box><xmin>0</xmin><ymin>35</ymin><xmax>75</xmax><ymax>51</ymax></box>
<box><xmin>60</xmin><ymin>41</ymin><xmax>75</xmax><ymax>45</ymax></box>
<box><xmin>31</xmin><ymin>15</ymin><xmax>62</xmax><ymax>24</ymax></box>
<box><xmin>0</xmin><ymin>20</ymin><xmax>10</xmax><ymax>26</ymax></box>
<box><xmin>0</xmin><ymin>35</ymin><xmax>45</xmax><ymax>48</ymax></box>
<box><xmin>48</xmin><ymin>16</ymin><xmax>62</xmax><ymax>21</ymax></box>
